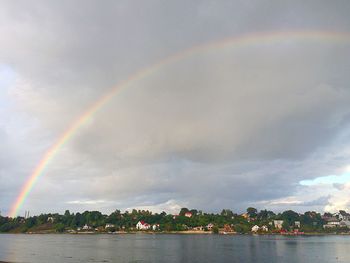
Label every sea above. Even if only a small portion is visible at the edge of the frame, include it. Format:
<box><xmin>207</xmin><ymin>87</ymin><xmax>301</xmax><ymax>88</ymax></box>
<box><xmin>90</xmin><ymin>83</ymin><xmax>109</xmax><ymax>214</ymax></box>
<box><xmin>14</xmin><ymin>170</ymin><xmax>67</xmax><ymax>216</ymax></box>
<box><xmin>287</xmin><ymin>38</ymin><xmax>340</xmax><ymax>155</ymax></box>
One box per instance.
<box><xmin>0</xmin><ymin>234</ymin><xmax>349</xmax><ymax>263</ymax></box>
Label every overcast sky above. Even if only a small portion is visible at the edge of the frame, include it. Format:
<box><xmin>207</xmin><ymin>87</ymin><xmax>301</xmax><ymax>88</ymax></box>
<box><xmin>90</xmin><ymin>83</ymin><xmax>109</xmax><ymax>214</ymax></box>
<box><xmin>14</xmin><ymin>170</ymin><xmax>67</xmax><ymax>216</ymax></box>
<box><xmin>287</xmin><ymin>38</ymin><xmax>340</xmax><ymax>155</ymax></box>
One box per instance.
<box><xmin>1</xmin><ymin>0</ymin><xmax>350</xmax><ymax>216</ymax></box>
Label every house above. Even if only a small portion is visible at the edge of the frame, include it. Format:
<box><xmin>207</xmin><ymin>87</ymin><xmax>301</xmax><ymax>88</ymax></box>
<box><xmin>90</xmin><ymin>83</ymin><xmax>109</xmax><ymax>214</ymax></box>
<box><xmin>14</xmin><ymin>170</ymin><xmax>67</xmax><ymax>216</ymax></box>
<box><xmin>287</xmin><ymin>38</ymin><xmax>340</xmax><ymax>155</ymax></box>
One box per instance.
<box><xmin>136</xmin><ymin>221</ymin><xmax>150</xmax><ymax>230</ymax></box>
<box><xmin>323</xmin><ymin>223</ymin><xmax>338</xmax><ymax>228</ymax></box>
<box><xmin>105</xmin><ymin>223</ymin><xmax>115</xmax><ymax>229</ymax></box>
<box><xmin>273</xmin><ymin>220</ymin><xmax>284</xmax><ymax>229</ymax></box>
<box><xmin>261</xmin><ymin>225</ymin><xmax>268</xmax><ymax>232</ymax></box>
<box><xmin>335</xmin><ymin>211</ymin><xmax>350</xmax><ymax>221</ymax></box>
<box><xmin>193</xmin><ymin>226</ymin><xmax>204</xmax><ymax>231</ymax></box>
<box><xmin>324</xmin><ymin>216</ymin><xmax>338</xmax><ymax>222</ymax></box>
<box><xmin>82</xmin><ymin>224</ymin><xmax>92</xmax><ymax>230</ymax></box>
<box><xmin>251</xmin><ymin>225</ymin><xmax>260</xmax><ymax>232</ymax></box>
<box><xmin>294</xmin><ymin>221</ymin><xmax>301</xmax><ymax>228</ymax></box>
<box><xmin>152</xmin><ymin>224</ymin><xmax>160</xmax><ymax>231</ymax></box>
<box><xmin>184</xmin><ymin>212</ymin><xmax>192</xmax><ymax>218</ymax></box>
<box><xmin>323</xmin><ymin>220</ymin><xmax>340</xmax><ymax>228</ymax></box>
<box><xmin>241</xmin><ymin>213</ymin><xmax>249</xmax><ymax>219</ymax></box>
<box><xmin>241</xmin><ymin>213</ymin><xmax>253</xmax><ymax>222</ymax></box>
<box><xmin>339</xmin><ymin>221</ymin><xmax>350</xmax><ymax>228</ymax></box>
<box><xmin>324</xmin><ymin>217</ymin><xmax>340</xmax><ymax>225</ymax></box>
<box><xmin>223</xmin><ymin>224</ymin><xmax>234</xmax><ymax>233</ymax></box>
<box><xmin>206</xmin><ymin>223</ymin><xmax>214</xmax><ymax>231</ymax></box>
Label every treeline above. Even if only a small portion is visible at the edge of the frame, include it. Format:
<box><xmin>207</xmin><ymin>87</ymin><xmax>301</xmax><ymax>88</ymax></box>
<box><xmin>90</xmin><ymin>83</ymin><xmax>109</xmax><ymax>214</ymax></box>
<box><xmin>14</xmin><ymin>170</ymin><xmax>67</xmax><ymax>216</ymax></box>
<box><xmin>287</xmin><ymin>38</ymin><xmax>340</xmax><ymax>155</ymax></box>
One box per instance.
<box><xmin>0</xmin><ymin>207</ymin><xmax>344</xmax><ymax>233</ymax></box>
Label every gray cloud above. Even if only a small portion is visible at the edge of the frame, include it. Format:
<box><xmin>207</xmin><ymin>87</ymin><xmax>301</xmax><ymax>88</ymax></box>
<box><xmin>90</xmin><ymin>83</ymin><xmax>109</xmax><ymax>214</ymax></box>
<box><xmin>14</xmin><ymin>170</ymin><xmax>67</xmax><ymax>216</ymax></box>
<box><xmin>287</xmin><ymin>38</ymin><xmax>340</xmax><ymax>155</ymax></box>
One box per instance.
<box><xmin>1</xmin><ymin>0</ymin><xmax>350</xmax><ymax>215</ymax></box>
<box><xmin>333</xmin><ymin>183</ymin><xmax>346</xmax><ymax>190</ymax></box>
<box><xmin>301</xmin><ymin>195</ymin><xmax>332</xmax><ymax>207</ymax></box>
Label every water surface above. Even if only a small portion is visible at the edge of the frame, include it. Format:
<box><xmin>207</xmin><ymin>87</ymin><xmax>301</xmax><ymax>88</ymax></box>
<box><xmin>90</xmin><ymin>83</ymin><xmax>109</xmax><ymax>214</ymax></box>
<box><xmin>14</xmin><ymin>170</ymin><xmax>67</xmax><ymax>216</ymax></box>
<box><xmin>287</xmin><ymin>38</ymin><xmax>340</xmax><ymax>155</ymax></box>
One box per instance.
<box><xmin>0</xmin><ymin>234</ymin><xmax>349</xmax><ymax>263</ymax></box>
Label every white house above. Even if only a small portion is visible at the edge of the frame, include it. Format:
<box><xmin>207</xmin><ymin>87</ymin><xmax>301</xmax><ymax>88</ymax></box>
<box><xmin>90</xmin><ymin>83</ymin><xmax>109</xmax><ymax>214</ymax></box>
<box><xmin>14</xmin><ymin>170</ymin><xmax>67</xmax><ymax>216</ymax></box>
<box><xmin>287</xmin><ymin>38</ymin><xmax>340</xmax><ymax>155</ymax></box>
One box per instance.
<box><xmin>335</xmin><ymin>211</ymin><xmax>350</xmax><ymax>221</ymax></box>
<box><xmin>328</xmin><ymin>221</ymin><xmax>340</xmax><ymax>226</ymax></box>
<box><xmin>193</xmin><ymin>226</ymin><xmax>204</xmax><ymax>231</ymax></box>
<box><xmin>207</xmin><ymin>223</ymin><xmax>214</xmax><ymax>231</ymax></box>
<box><xmin>251</xmin><ymin>225</ymin><xmax>260</xmax><ymax>232</ymax></box>
<box><xmin>261</xmin><ymin>225</ymin><xmax>268</xmax><ymax>232</ymax></box>
<box><xmin>152</xmin><ymin>224</ymin><xmax>160</xmax><ymax>231</ymax></box>
<box><xmin>82</xmin><ymin>224</ymin><xmax>92</xmax><ymax>230</ymax></box>
<box><xmin>136</xmin><ymin>221</ymin><xmax>150</xmax><ymax>230</ymax></box>
<box><xmin>105</xmin><ymin>223</ymin><xmax>115</xmax><ymax>229</ymax></box>
<box><xmin>323</xmin><ymin>220</ymin><xmax>340</xmax><ymax>228</ymax></box>
<box><xmin>273</xmin><ymin>220</ymin><xmax>284</xmax><ymax>229</ymax></box>
<box><xmin>294</xmin><ymin>221</ymin><xmax>301</xmax><ymax>228</ymax></box>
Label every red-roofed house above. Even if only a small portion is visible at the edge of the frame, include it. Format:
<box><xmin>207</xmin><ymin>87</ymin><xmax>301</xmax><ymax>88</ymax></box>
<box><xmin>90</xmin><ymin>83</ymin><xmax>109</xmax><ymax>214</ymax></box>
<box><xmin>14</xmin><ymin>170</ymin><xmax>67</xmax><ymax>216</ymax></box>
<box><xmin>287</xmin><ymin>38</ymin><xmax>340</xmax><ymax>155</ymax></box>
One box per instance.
<box><xmin>185</xmin><ymin>212</ymin><xmax>192</xmax><ymax>218</ymax></box>
<box><xmin>136</xmin><ymin>221</ymin><xmax>150</xmax><ymax>230</ymax></box>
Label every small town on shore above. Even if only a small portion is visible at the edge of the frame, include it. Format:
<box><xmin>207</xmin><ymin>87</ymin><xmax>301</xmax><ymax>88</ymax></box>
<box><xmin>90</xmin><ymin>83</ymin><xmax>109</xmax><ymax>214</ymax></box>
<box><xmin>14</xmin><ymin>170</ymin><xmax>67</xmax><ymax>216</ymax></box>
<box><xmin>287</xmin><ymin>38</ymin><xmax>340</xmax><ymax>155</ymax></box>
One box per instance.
<box><xmin>1</xmin><ymin>207</ymin><xmax>350</xmax><ymax>235</ymax></box>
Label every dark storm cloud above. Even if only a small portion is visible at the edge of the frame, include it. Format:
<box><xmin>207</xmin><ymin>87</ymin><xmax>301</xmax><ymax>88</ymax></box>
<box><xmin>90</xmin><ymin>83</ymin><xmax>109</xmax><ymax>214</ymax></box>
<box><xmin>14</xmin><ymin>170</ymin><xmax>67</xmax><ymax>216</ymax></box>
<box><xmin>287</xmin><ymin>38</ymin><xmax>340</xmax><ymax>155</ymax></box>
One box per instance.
<box><xmin>1</xmin><ymin>0</ymin><xmax>350</xmax><ymax>215</ymax></box>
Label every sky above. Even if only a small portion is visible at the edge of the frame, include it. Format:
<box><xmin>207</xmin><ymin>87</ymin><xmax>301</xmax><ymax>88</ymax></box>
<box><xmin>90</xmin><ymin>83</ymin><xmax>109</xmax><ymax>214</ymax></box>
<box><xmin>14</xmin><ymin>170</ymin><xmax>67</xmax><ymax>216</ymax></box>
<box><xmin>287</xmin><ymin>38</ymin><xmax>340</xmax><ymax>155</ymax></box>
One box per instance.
<box><xmin>1</xmin><ymin>0</ymin><xmax>350</xmax><ymax>216</ymax></box>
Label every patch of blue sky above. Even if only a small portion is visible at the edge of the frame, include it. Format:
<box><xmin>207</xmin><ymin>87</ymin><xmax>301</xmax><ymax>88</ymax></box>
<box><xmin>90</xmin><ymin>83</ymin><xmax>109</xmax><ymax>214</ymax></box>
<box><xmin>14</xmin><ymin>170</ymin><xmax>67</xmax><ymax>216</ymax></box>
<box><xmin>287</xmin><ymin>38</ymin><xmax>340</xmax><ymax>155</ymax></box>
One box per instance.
<box><xmin>300</xmin><ymin>172</ymin><xmax>350</xmax><ymax>186</ymax></box>
<box><xmin>0</xmin><ymin>64</ymin><xmax>17</xmax><ymax>107</ymax></box>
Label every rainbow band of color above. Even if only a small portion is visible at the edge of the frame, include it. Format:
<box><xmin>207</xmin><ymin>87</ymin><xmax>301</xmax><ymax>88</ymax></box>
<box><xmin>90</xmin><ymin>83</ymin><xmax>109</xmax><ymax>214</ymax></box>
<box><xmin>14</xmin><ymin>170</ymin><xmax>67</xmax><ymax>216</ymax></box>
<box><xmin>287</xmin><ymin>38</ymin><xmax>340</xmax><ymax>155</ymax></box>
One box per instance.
<box><xmin>9</xmin><ymin>30</ymin><xmax>350</xmax><ymax>217</ymax></box>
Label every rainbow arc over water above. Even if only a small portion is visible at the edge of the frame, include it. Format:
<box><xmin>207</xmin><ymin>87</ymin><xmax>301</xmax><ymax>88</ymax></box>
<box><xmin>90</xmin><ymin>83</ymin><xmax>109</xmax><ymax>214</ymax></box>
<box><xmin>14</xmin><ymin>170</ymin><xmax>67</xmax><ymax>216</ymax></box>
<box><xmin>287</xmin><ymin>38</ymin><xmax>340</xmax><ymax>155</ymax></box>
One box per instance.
<box><xmin>9</xmin><ymin>30</ymin><xmax>350</xmax><ymax>217</ymax></box>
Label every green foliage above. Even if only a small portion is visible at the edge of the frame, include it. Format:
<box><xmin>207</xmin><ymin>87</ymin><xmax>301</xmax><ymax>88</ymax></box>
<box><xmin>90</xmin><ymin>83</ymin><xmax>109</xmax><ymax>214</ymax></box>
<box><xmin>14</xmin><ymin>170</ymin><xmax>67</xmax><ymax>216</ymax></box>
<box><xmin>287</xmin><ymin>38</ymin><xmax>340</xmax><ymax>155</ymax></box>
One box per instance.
<box><xmin>55</xmin><ymin>223</ymin><xmax>65</xmax><ymax>233</ymax></box>
<box><xmin>282</xmin><ymin>221</ymin><xmax>290</xmax><ymax>230</ymax></box>
<box><xmin>0</xmin><ymin>208</ymin><xmax>347</xmax><ymax>234</ymax></box>
<box><xmin>246</xmin><ymin>207</ymin><xmax>257</xmax><ymax>218</ymax></box>
<box><xmin>25</xmin><ymin>217</ymin><xmax>36</xmax><ymax>229</ymax></box>
<box><xmin>0</xmin><ymin>222</ymin><xmax>18</xmax><ymax>232</ymax></box>
<box><xmin>257</xmin><ymin>210</ymin><xmax>275</xmax><ymax>220</ymax></box>
<box><xmin>221</xmin><ymin>209</ymin><xmax>234</xmax><ymax>218</ymax></box>
<box><xmin>179</xmin><ymin>208</ymin><xmax>190</xmax><ymax>216</ymax></box>
<box><xmin>234</xmin><ymin>223</ymin><xmax>250</xmax><ymax>234</ymax></box>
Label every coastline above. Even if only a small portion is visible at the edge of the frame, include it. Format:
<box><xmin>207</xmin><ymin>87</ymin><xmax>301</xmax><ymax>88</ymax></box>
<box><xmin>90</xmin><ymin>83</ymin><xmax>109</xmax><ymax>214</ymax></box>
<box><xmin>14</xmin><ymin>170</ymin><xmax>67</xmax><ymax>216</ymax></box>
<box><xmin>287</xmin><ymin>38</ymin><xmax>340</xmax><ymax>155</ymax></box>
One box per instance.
<box><xmin>1</xmin><ymin>231</ymin><xmax>350</xmax><ymax>236</ymax></box>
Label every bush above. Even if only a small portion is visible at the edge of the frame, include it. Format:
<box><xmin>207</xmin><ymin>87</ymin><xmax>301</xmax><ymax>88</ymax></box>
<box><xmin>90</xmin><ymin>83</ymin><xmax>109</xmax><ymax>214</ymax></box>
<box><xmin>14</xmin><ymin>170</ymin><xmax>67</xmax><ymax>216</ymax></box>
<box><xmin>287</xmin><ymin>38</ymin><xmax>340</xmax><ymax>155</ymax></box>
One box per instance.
<box><xmin>212</xmin><ymin>226</ymin><xmax>219</xmax><ymax>234</ymax></box>
<box><xmin>55</xmin><ymin>223</ymin><xmax>65</xmax><ymax>233</ymax></box>
<box><xmin>0</xmin><ymin>222</ymin><xmax>17</xmax><ymax>232</ymax></box>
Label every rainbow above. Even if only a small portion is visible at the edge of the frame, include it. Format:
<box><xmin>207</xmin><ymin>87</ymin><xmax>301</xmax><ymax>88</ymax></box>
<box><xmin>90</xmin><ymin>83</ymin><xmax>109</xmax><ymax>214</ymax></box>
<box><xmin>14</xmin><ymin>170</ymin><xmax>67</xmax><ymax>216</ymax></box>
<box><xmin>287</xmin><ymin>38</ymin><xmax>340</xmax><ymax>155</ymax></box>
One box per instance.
<box><xmin>9</xmin><ymin>30</ymin><xmax>350</xmax><ymax>217</ymax></box>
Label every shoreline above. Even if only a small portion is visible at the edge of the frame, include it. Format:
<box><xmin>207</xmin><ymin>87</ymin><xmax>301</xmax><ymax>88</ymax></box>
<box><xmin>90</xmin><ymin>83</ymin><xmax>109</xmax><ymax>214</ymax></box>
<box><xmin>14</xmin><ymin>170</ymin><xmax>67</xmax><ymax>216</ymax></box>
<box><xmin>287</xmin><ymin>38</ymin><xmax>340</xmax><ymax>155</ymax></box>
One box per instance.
<box><xmin>1</xmin><ymin>231</ymin><xmax>349</xmax><ymax>236</ymax></box>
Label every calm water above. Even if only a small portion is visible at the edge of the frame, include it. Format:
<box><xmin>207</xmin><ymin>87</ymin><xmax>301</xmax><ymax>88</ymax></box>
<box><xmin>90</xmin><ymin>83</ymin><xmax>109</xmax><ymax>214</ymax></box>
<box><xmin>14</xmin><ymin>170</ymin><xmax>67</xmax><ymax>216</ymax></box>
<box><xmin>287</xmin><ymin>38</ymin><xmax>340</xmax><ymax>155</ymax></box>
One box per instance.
<box><xmin>0</xmin><ymin>234</ymin><xmax>349</xmax><ymax>263</ymax></box>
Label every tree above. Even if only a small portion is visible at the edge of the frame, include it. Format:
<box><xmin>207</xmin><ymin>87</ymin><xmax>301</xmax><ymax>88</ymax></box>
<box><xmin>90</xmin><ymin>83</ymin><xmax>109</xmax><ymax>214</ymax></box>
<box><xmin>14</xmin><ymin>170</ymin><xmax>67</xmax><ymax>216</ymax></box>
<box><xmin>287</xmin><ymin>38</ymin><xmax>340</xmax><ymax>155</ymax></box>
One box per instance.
<box><xmin>190</xmin><ymin>209</ymin><xmax>198</xmax><ymax>216</ymax></box>
<box><xmin>179</xmin><ymin>208</ymin><xmax>190</xmax><ymax>216</ymax></box>
<box><xmin>247</xmin><ymin>207</ymin><xmax>257</xmax><ymax>218</ymax></box>
<box><xmin>221</xmin><ymin>209</ymin><xmax>234</xmax><ymax>218</ymax></box>
<box><xmin>323</xmin><ymin>212</ymin><xmax>332</xmax><ymax>217</ymax></box>
<box><xmin>24</xmin><ymin>217</ymin><xmax>36</xmax><ymax>229</ymax></box>
<box><xmin>258</xmin><ymin>210</ymin><xmax>275</xmax><ymax>220</ymax></box>
<box><xmin>282</xmin><ymin>221</ymin><xmax>290</xmax><ymax>231</ymax></box>
<box><xmin>55</xmin><ymin>223</ymin><xmax>65</xmax><ymax>233</ymax></box>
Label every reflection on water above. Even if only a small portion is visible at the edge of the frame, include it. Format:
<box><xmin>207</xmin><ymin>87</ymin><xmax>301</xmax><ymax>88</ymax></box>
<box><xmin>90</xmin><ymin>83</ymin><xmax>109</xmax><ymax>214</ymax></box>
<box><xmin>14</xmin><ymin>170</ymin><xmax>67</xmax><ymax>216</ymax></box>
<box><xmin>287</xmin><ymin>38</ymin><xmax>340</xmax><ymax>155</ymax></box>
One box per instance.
<box><xmin>0</xmin><ymin>234</ymin><xmax>349</xmax><ymax>263</ymax></box>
